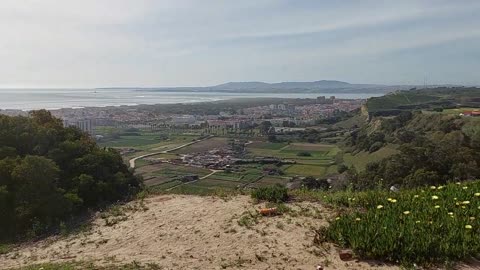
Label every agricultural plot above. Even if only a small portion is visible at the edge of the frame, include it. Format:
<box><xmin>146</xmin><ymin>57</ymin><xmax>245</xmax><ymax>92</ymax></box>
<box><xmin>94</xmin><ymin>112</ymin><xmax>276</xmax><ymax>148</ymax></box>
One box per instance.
<box><xmin>247</xmin><ymin>176</ymin><xmax>290</xmax><ymax>188</ymax></box>
<box><xmin>99</xmin><ymin>132</ymin><xmax>198</xmax><ymax>151</ymax></box>
<box><xmin>173</xmin><ymin>137</ymin><xmax>229</xmax><ymax>154</ymax></box>
<box><xmin>285</xmin><ymin>164</ymin><xmax>326</xmax><ymax>177</ymax></box>
<box><xmin>136</xmin><ymin>163</ymin><xmax>211</xmax><ymax>186</ymax></box>
<box><xmin>247</xmin><ymin>142</ymin><xmax>340</xmax><ymax>177</ymax></box>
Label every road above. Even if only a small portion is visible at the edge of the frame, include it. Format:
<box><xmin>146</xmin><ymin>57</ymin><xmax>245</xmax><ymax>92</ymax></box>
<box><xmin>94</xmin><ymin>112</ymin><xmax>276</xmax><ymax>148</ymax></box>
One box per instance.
<box><xmin>128</xmin><ymin>135</ymin><xmax>213</xmax><ymax>169</ymax></box>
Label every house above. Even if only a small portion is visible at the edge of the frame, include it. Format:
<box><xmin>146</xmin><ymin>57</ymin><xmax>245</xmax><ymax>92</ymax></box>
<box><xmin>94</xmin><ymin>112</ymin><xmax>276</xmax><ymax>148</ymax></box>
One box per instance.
<box><xmin>461</xmin><ymin>110</ymin><xmax>480</xmax><ymax>117</ymax></box>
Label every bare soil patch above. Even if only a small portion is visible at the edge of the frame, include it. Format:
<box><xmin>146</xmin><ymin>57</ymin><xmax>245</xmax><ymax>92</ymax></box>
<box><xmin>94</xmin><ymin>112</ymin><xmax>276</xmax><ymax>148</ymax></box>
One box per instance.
<box><xmin>0</xmin><ymin>195</ymin><xmax>401</xmax><ymax>270</ymax></box>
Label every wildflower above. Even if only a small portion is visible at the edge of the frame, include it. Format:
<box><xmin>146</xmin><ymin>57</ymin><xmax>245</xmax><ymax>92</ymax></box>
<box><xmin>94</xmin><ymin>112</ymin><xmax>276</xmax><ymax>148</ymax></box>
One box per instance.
<box><xmin>456</xmin><ymin>202</ymin><xmax>460</xmax><ymax>206</ymax></box>
<box><xmin>470</xmin><ymin>217</ymin><xmax>475</xmax><ymax>221</ymax></box>
<box><xmin>456</xmin><ymin>182</ymin><xmax>461</xmax><ymax>185</ymax></box>
<box><xmin>434</xmin><ymin>205</ymin><xmax>440</xmax><ymax>209</ymax></box>
<box><xmin>475</xmin><ymin>193</ymin><xmax>480</xmax><ymax>197</ymax></box>
<box><xmin>462</xmin><ymin>206</ymin><xmax>466</xmax><ymax>209</ymax></box>
<box><xmin>377</xmin><ymin>205</ymin><xmax>384</xmax><ymax>209</ymax></box>
<box><xmin>387</xmin><ymin>198</ymin><xmax>393</xmax><ymax>202</ymax></box>
<box><xmin>448</xmin><ymin>212</ymin><xmax>454</xmax><ymax>215</ymax></box>
<box><xmin>438</xmin><ymin>186</ymin><xmax>444</xmax><ymax>190</ymax></box>
<box><xmin>465</xmin><ymin>225</ymin><xmax>472</xmax><ymax>229</ymax></box>
<box><xmin>431</xmin><ymin>195</ymin><xmax>439</xmax><ymax>200</ymax></box>
<box><xmin>403</xmin><ymin>211</ymin><xmax>411</xmax><ymax>215</ymax></box>
<box><xmin>462</xmin><ymin>201</ymin><xmax>470</xmax><ymax>205</ymax></box>
<box><xmin>454</xmin><ymin>197</ymin><xmax>457</xmax><ymax>200</ymax></box>
<box><xmin>415</xmin><ymin>220</ymin><xmax>421</xmax><ymax>223</ymax></box>
<box><xmin>355</xmin><ymin>218</ymin><xmax>361</xmax><ymax>221</ymax></box>
<box><xmin>335</xmin><ymin>217</ymin><xmax>340</xmax><ymax>221</ymax></box>
<box><xmin>463</xmin><ymin>186</ymin><xmax>468</xmax><ymax>190</ymax></box>
<box><xmin>352</xmin><ymin>198</ymin><xmax>356</xmax><ymax>201</ymax></box>
<box><xmin>390</xmin><ymin>199</ymin><xmax>397</xmax><ymax>203</ymax></box>
<box><xmin>413</xmin><ymin>195</ymin><xmax>419</xmax><ymax>198</ymax></box>
<box><xmin>478</xmin><ymin>206</ymin><xmax>480</xmax><ymax>210</ymax></box>
<box><xmin>430</xmin><ymin>186</ymin><xmax>436</xmax><ymax>190</ymax></box>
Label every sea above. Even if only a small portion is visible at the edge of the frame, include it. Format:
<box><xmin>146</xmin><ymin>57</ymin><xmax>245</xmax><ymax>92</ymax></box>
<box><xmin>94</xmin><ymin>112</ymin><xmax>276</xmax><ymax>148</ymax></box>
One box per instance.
<box><xmin>0</xmin><ymin>88</ymin><xmax>382</xmax><ymax>111</ymax></box>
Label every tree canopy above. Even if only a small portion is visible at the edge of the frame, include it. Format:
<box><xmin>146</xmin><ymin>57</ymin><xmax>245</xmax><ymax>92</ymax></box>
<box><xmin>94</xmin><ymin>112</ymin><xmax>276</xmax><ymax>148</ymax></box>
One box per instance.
<box><xmin>0</xmin><ymin>110</ymin><xmax>141</xmax><ymax>240</ymax></box>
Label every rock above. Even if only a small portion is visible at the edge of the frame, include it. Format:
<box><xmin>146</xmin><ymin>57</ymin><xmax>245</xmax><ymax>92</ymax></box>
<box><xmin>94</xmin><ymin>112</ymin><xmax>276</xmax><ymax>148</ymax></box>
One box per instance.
<box><xmin>339</xmin><ymin>249</ymin><xmax>353</xmax><ymax>261</ymax></box>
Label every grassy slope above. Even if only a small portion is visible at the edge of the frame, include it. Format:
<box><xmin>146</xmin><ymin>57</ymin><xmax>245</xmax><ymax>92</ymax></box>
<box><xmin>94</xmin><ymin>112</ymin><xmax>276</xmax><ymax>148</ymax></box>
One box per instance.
<box><xmin>343</xmin><ymin>144</ymin><xmax>399</xmax><ymax>171</ymax></box>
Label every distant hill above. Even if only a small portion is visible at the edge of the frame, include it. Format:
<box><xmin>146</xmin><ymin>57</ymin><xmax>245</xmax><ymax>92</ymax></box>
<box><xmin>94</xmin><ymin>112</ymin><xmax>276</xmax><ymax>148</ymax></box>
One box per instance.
<box><xmin>211</xmin><ymin>80</ymin><xmax>356</xmax><ymax>90</ymax></box>
<box><xmin>365</xmin><ymin>87</ymin><xmax>480</xmax><ymax>116</ymax></box>
<box><xmin>114</xmin><ymin>80</ymin><xmax>418</xmax><ymax>94</ymax></box>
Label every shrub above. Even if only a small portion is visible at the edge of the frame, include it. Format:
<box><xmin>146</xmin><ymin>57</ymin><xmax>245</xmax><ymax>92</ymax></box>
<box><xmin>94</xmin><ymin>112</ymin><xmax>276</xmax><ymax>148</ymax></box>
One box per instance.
<box><xmin>322</xmin><ymin>181</ymin><xmax>480</xmax><ymax>265</ymax></box>
<box><xmin>251</xmin><ymin>184</ymin><xmax>289</xmax><ymax>203</ymax></box>
<box><xmin>297</xmin><ymin>151</ymin><xmax>312</xmax><ymax>157</ymax></box>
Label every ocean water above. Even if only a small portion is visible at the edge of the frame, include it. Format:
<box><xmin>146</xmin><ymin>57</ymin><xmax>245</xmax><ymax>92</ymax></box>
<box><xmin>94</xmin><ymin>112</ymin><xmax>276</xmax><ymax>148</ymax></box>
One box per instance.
<box><xmin>0</xmin><ymin>89</ymin><xmax>381</xmax><ymax>110</ymax></box>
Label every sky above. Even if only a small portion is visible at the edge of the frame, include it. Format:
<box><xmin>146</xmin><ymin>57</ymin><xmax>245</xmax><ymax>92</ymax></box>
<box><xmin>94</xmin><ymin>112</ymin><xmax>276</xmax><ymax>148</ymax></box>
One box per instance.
<box><xmin>1</xmin><ymin>0</ymin><xmax>480</xmax><ymax>88</ymax></box>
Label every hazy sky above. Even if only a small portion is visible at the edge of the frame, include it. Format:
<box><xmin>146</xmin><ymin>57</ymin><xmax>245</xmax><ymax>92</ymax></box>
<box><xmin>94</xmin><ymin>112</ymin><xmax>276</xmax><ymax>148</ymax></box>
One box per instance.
<box><xmin>1</xmin><ymin>0</ymin><xmax>480</xmax><ymax>88</ymax></box>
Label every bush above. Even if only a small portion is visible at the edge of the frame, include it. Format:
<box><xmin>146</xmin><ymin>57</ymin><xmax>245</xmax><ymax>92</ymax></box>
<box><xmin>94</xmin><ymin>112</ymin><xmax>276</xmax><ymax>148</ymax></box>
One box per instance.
<box><xmin>322</xmin><ymin>181</ymin><xmax>480</xmax><ymax>265</ymax></box>
<box><xmin>297</xmin><ymin>151</ymin><xmax>312</xmax><ymax>157</ymax></box>
<box><xmin>251</xmin><ymin>184</ymin><xmax>289</xmax><ymax>203</ymax></box>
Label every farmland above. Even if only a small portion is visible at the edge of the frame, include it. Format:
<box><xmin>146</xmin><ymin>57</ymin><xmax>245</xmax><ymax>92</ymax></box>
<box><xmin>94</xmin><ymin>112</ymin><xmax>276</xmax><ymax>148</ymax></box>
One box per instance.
<box><xmin>98</xmin><ymin>126</ymin><xmax>344</xmax><ymax>194</ymax></box>
<box><xmin>247</xmin><ymin>141</ymin><xmax>339</xmax><ymax>177</ymax></box>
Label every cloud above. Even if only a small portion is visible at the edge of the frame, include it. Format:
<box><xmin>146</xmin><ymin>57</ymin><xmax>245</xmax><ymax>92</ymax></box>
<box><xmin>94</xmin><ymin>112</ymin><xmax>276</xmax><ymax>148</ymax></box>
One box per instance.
<box><xmin>0</xmin><ymin>0</ymin><xmax>479</xmax><ymax>87</ymax></box>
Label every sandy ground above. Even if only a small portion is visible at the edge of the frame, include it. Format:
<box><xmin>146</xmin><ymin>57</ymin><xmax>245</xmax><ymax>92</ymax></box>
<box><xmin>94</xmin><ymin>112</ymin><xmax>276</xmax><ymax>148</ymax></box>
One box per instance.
<box><xmin>0</xmin><ymin>195</ymin><xmax>471</xmax><ymax>270</ymax></box>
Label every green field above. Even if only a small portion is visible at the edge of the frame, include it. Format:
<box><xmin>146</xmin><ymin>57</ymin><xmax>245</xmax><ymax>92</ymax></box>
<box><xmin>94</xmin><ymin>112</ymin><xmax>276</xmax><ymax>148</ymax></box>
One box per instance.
<box><xmin>247</xmin><ymin>142</ymin><xmax>339</xmax><ymax>177</ymax></box>
<box><xmin>137</xmin><ymin>163</ymin><xmax>211</xmax><ymax>187</ymax></box>
<box><xmin>343</xmin><ymin>144</ymin><xmax>399</xmax><ymax>171</ymax></box>
<box><xmin>99</xmin><ymin>131</ymin><xmax>198</xmax><ymax>151</ymax></box>
<box><xmin>173</xmin><ymin>137</ymin><xmax>228</xmax><ymax>154</ymax></box>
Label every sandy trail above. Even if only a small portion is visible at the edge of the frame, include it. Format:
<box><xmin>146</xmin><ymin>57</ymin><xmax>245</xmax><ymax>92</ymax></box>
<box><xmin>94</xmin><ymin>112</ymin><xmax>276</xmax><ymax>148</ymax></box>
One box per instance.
<box><xmin>0</xmin><ymin>195</ymin><xmax>401</xmax><ymax>270</ymax></box>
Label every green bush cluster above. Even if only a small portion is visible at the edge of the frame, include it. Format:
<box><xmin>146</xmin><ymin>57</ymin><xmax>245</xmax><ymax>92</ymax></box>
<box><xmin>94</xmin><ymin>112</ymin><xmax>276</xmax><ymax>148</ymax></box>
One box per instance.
<box><xmin>0</xmin><ymin>111</ymin><xmax>141</xmax><ymax>240</ymax></box>
<box><xmin>323</xmin><ymin>181</ymin><xmax>480</xmax><ymax>265</ymax></box>
<box><xmin>251</xmin><ymin>184</ymin><xmax>289</xmax><ymax>203</ymax></box>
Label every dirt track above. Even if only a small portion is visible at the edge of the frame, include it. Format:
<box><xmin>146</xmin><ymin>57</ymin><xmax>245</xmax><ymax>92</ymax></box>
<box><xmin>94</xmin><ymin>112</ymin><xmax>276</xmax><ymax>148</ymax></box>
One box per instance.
<box><xmin>0</xmin><ymin>195</ymin><xmax>405</xmax><ymax>270</ymax></box>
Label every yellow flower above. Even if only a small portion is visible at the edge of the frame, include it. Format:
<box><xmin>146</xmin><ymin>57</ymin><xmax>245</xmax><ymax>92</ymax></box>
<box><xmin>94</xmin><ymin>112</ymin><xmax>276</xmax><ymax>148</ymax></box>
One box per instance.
<box><xmin>438</xmin><ymin>186</ymin><xmax>444</xmax><ymax>190</ymax></box>
<box><xmin>403</xmin><ymin>211</ymin><xmax>411</xmax><ymax>215</ymax></box>
<box><xmin>454</xmin><ymin>197</ymin><xmax>457</xmax><ymax>200</ymax></box>
<box><xmin>448</xmin><ymin>212</ymin><xmax>454</xmax><ymax>215</ymax></box>
<box><xmin>462</xmin><ymin>201</ymin><xmax>470</xmax><ymax>205</ymax></box>
<box><xmin>463</xmin><ymin>186</ymin><xmax>468</xmax><ymax>190</ymax></box>
<box><xmin>475</xmin><ymin>193</ymin><xmax>480</xmax><ymax>197</ymax></box>
<box><xmin>413</xmin><ymin>195</ymin><xmax>419</xmax><ymax>198</ymax></box>
<box><xmin>462</xmin><ymin>206</ymin><xmax>466</xmax><ymax>209</ymax></box>
<box><xmin>430</xmin><ymin>186</ymin><xmax>436</xmax><ymax>190</ymax></box>
<box><xmin>335</xmin><ymin>217</ymin><xmax>340</xmax><ymax>221</ymax></box>
<box><xmin>390</xmin><ymin>199</ymin><xmax>397</xmax><ymax>203</ymax></box>
<box><xmin>434</xmin><ymin>205</ymin><xmax>440</xmax><ymax>209</ymax></box>
<box><xmin>456</xmin><ymin>182</ymin><xmax>461</xmax><ymax>185</ymax></box>
<box><xmin>415</xmin><ymin>220</ymin><xmax>421</xmax><ymax>223</ymax></box>
<box><xmin>465</xmin><ymin>225</ymin><xmax>472</xmax><ymax>229</ymax></box>
<box><xmin>387</xmin><ymin>198</ymin><xmax>393</xmax><ymax>202</ymax></box>
<box><xmin>377</xmin><ymin>205</ymin><xmax>384</xmax><ymax>209</ymax></box>
<box><xmin>355</xmin><ymin>218</ymin><xmax>361</xmax><ymax>221</ymax></box>
<box><xmin>431</xmin><ymin>195</ymin><xmax>439</xmax><ymax>200</ymax></box>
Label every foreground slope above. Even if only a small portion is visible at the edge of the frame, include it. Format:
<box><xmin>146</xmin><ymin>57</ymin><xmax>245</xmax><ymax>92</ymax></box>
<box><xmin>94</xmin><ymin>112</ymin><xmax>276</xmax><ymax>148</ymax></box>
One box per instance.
<box><xmin>1</xmin><ymin>195</ymin><xmax>399</xmax><ymax>270</ymax></box>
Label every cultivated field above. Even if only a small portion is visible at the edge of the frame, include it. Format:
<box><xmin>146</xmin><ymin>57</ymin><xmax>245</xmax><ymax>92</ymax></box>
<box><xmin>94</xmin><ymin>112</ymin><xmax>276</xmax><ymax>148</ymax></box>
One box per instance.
<box><xmin>247</xmin><ymin>141</ymin><xmax>340</xmax><ymax>177</ymax></box>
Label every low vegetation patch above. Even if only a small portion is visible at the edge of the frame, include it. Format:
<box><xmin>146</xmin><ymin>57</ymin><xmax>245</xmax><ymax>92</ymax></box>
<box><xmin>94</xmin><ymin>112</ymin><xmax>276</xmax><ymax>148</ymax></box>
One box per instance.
<box><xmin>319</xmin><ymin>180</ymin><xmax>480</xmax><ymax>265</ymax></box>
<box><xmin>251</xmin><ymin>184</ymin><xmax>289</xmax><ymax>203</ymax></box>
